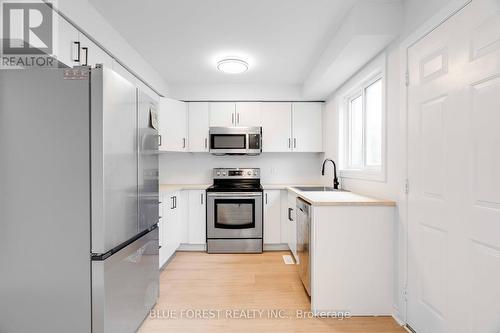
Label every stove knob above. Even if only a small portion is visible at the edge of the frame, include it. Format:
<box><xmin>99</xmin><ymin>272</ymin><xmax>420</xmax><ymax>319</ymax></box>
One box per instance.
<box><xmin>247</xmin><ymin>171</ymin><xmax>252</xmax><ymax>176</ymax></box>
<box><xmin>222</xmin><ymin>172</ymin><xmax>226</xmax><ymax>176</ymax></box>
<box><xmin>216</xmin><ymin>172</ymin><xmax>221</xmax><ymax>176</ymax></box>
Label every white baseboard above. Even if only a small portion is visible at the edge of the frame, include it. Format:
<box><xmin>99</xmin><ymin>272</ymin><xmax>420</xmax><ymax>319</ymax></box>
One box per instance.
<box><xmin>263</xmin><ymin>243</ymin><xmax>290</xmax><ymax>251</ymax></box>
<box><xmin>177</xmin><ymin>244</ymin><xmax>206</xmax><ymax>252</ymax></box>
<box><xmin>392</xmin><ymin>313</ymin><xmax>405</xmax><ymax>326</ymax></box>
<box><xmin>177</xmin><ymin>243</ymin><xmax>290</xmax><ymax>252</ymax></box>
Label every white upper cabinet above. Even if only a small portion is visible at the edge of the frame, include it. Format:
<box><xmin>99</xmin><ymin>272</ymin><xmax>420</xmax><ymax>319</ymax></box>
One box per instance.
<box><xmin>292</xmin><ymin>102</ymin><xmax>323</xmax><ymax>152</ymax></box>
<box><xmin>262</xmin><ymin>102</ymin><xmax>292</xmax><ymax>152</ymax></box>
<box><xmin>235</xmin><ymin>102</ymin><xmax>262</xmax><ymax>126</ymax></box>
<box><xmin>78</xmin><ymin>34</ymin><xmax>113</xmax><ymax>69</ymax></box>
<box><xmin>159</xmin><ymin>97</ymin><xmax>188</xmax><ymax>151</ymax></box>
<box><xmin>188</xmin><ymin>102</ymin><xmax>210</xmax><ymax>152</ymax></box>
<box><xmin>56</xmin><ymin>14</ymin><xmax>80</xmax><ymax>67</ymax></box>
<box><xmin>209</xmin><ymin>102</ymin><xmax>236</xmax><ymax>127</ymax></box>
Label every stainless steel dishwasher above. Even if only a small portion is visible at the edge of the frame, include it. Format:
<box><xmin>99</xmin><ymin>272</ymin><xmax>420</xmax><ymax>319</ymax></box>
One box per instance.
<box><xmin>296</xmin><ymin>198</ymin><xmax>311</xmax><ymax>296</ymax></box>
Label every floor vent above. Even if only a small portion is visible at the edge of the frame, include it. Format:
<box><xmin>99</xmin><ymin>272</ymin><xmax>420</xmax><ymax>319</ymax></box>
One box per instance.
<box><xmin>282</xmin><ymin>255</ymin><xmax>295</xmax><ymax>265</ymax></box>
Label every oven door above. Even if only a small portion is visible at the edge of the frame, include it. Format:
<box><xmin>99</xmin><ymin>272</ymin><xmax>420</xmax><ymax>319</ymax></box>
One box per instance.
<box><xmin>207</xmin><ymin>192</ymin><xmax>263</xmax><ymax>239</ymax></box>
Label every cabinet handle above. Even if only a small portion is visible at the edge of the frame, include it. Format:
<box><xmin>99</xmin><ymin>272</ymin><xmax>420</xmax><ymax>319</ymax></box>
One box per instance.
<box><xmin>201</xmin><ymin>193</ymin><xmax>204</xmax><ymax>205</ymax></box>
<box><xmin>288</xmin><ymin>138</ymin><xmax>291</xmax><ymax>149</ymax></box>
<box><xmin>170</xmin><ymin>196</ymin><xmax>175</xmax><ymax>209</ymax></box>
<box><xmin>288</xmin><ymin>208</ymin><xmax>294</xmax><ymax>221</ymax></box>
<box><xmin>182</xmin><ymin>138</ymin><xmax>186</xmax><ymax>149</ymax></box>
<box><xmin>265</xmin><ymin>193</ymin><xmax>268</xmax><ymax>205</ymax></box>
<box><xmin>205</xmin><ymin>138</ymin><xmax>208</xmax><ymax>149</ymax></box>
<box><xmin>72</xmin><ymin>41</ymin><xmax>81</xmax><ymax>62</ymax></box>
<box><xmin>237</xmin><ymin>113</ymin><xmax>240</xmax><ymax>124</ymax></box>
<box><xmin>81</xmin><ymin>47</ymin><xmax>88</xmax><ymax>66</ymax></box>
<box><xmin>158</xmin><ymin>134</ymin><xmax>162</xmax><ymax>147</ymax></box>
<box><xmin>293</xmin><ymin>138</ymin><xmax>297</xmax><ymax>149</ymax></box>
<box><xmin>174</xmin><ymin>196</ymin><xmax>177</xmax><ymax>209</ymax></box>
<box><xmin>232</xmin><ymin>113</ymin><xmax>234</xmax><ymax>125</ymax></box>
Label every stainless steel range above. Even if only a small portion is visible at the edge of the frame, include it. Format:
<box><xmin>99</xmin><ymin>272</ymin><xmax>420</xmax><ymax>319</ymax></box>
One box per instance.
<box><xmin>206</xmin><ymin>168</ymin><xmax>263</xmax><ymax>253</ymax></box>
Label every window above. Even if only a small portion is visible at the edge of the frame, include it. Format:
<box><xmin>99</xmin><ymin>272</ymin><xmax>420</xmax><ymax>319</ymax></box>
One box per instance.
<box><xmin>340</xmin><ymin>71</ymin><xmax>385</xmax><ymax>181</ymax></box>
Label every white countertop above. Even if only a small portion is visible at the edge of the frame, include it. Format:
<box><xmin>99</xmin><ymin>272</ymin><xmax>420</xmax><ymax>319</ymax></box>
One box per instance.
<box><xmin>160</xmin><ymin>184</ymin><xmax>210</xmax><ymax>193</ymax></box>
<box><xmin>159</xmin><ymin>183</ymin><xmax>396</xmax><ymax>206</ymax></box>
<box><xmin>286</xmin><ymin>187</ymin><xmax>396</xmax><ymax>207</ymax></box>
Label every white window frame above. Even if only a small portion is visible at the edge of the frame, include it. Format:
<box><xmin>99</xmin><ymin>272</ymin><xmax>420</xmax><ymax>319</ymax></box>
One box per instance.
<box><xmin>339</xmin><ymin>54</ymin><xmax>387</xmax><ymax>182</ymax></box>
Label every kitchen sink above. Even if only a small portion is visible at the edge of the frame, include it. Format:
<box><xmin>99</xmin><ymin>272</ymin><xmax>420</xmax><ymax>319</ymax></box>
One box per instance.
<box><xmin>293</xmin><ymin>186</ymin><xmax>347</xmax><ymax>192</ymax></box>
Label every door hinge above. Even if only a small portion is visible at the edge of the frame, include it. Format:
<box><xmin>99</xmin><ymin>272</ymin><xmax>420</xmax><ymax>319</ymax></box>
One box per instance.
<box><xmin>405</xmin><ymin>71</ymin><xmax>410</xmax><ymax>87</ymax></box>
<box><xmin>405</xmin><ymin>179</ymin><xmax>410</xmax><ymax>195</ymax></box>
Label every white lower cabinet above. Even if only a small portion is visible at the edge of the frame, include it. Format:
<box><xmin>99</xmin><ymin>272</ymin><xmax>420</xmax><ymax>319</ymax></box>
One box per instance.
<box><xmin>286</xmin><ymin>191</ymin><xmax>298</xmax><ymax>261</ymax></box>
<box><xmin>263</xmin><ymin>190</ymin><xmax>281</xmax><ymax>244</ymax></box>
<box><xmin>159</xmin><ymin>191</ymin><xmax>181</xmax><ymax>268</ymax></box>
<box><xmin>186</xmin><ymin>190</ymin><xmax>206</xmax><ymax>245</ymax></box>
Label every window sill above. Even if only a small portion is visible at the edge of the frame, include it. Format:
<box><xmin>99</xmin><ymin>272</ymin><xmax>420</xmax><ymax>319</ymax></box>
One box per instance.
<box><xmin>340</xmin><ymin>169</ymin><xmax>386</xmax><ymax>182</ymax></box>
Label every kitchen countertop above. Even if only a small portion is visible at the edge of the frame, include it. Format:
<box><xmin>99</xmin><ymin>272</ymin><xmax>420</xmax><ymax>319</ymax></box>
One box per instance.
<box><xmin>160</xmin><ymin>184</ymin><xmax>210</xmax><ymax>192</ymax></box>
<box><xmin>262</xmin><ymin>184</ymin><xmax>323</xmax><ymax>190</ymax></box>
<box><xmin>159</xmin><ymin>183</ymin><xmax>396</xmax><ymax>206</ymax></box>
<box><xmin>286</xmin><ymin>187</ymin><xmax>396</xmax><ymax>207</ymax></box>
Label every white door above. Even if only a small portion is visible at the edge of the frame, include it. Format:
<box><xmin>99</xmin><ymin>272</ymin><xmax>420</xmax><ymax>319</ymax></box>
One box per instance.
<box><xmin>188</xmin><ymin>190</ymin><xmax>206</xmax><ymax>244</ymax></box>
<box><xmin>235</xmin><ymin>102</ymin><xmax>262</xmax><ymax>126</ymax></box>
<box><xmin>209</xmin><ymin>102</ymin><xmax>236</xmax><ymax>127</ymax></box>
<box><xmin>264</xmin><ymin>190</ymin><xmax>281</xmax><ymax>244</ymax></box>
<box><xmin>407</xmin><ymin>1</ymin><xmax>500</xmax><ymax>332</ymax></box>
<box><xmin>55</xmin><ymin>14</ymin><xmax>80</xmax><ymax>67</ymax></box>
<box><xmin>262</xmin><ymin>102</ymin><xmax>292</xmax><ymax>152</ymax></box>
<box><xmin>159</xmin><ymin>98</ymin><xmax>187</xmax><ymax>151</ymax></box>
<box><xmin>292</xmin><ymin>102</ymin><xmax>323</xmax><ymax>152</ymax></box>
<box><xmin>188</xmin><ymin>102</ymin><xmax>210</xmax><ymax>152</ymax></box>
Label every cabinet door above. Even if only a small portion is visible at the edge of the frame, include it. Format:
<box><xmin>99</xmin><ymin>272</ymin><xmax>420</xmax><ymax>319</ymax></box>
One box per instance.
<box><xmin>188</xmin><ymin>190</ymin><xmax>206</xmax><ymax>244</ymax></box>
<box><xmin>79</xmin><ymin>34</ymin><xmax>113</xmax><ymax>69</ymax></box>
<box><xmin>287</xmin><ymin>191</ymin><xmax>298</xmax><ymax>261</ymax></box>
<box><xmin>262</xmin><ymin>102</ymin><xmax>292</xmax><ymax>152</ymax></box>
<box><xmin>292</xmin><ymin>102</ymin><xmax>323</xmax><ymax>152</ymax></box>
<box><xmin>235</xmin><ymin>102</ymin><xmax>262</xmax><ymax>126</ymax></box>
<box><xmin>159</xmin><ymin>98</ymin><xmax>188</xmax><ymax>151</ymax></box>
<box><xmin>178</xmin><ymin>191</ymin><xmax>189</xmax><ymax>244</ymax></box>
<box><xmin>188</xmin><ymin>102</ymin><xmax>210</xmax><ymax>152</ymax></box>
<box><xmin>56</xmin><ymin>14</ymin><xmax>80</xmax><ymax>67</ymax></box>
<box><xmin>264</xmin><ymin>190</ymin><xmax>281</xmax><ymax>244</ymax></box>
<box><xmin>209</xmin><ymin>102</ymin><xmax>236</xmax><ymax>126</ymax></box>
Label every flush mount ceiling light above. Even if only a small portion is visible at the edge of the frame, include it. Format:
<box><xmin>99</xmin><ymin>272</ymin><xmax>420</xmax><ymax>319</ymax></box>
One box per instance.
<box><xmin>217</xmin><ymin>58</ymin><xmax>249</xmax><ymax>74</ymax></box>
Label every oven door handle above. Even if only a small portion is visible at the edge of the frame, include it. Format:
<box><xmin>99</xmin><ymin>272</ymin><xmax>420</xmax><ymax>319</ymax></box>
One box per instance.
<box><xmin>207</xmin><ymin>192</ymin><xmax>262</xmax><ymax>197</ymax></box>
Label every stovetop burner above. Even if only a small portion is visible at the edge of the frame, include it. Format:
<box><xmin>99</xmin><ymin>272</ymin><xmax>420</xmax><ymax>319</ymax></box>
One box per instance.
<box><xmin>206</xmin><ymin>168</ymin><xmax>262</xmax><ymax>192</ymax></box>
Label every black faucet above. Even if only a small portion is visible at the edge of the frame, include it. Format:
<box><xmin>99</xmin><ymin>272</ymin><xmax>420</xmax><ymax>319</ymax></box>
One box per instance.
<box><xmin>322</xmin><ymin>159</ymin><xmax>339</xmax><ymax>189</ymax></box>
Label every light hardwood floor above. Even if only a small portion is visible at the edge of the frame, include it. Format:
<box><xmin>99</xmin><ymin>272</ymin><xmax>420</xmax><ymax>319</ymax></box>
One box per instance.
<box><xmin>139</xmin><ymin>251</ymin><xmax>405</xmax><ymax>333</ymax></box>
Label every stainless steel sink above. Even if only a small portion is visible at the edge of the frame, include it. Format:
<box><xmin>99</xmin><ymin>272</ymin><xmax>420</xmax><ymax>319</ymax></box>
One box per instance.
<box><xmin>293</xmin><ymin>186</ymin><xmax>346</xmax><ymax>192</ymax></box>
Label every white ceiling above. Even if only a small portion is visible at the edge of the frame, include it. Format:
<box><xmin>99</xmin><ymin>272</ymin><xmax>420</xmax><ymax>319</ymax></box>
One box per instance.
<box><xmin>90</xmin><ymin>0</ymin><xmax>357</xmax><ymax>86</ymax></box>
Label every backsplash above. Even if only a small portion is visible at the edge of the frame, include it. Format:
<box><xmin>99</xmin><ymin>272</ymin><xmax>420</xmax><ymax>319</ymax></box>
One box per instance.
<box><xmin>159</xmin><ymin>152</ymin><xmax>324</xmax><ymax>184</ymax></box>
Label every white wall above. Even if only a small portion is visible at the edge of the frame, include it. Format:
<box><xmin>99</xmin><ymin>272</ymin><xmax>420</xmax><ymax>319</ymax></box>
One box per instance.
<box><xmin>168</xmin><ymin>83</ymin><xmax>305</xmax><ymax>101</ymax></box>
<box><xmin>159</xmin><ymin>153</ymin><xmax>324</xmax><ymax>185</ymax></box>
<box><xmin>402</xmin><ymin>0</ymin><xmax>459</xmax><ymax>37</ymax></box>
<box><xmin>321</xmin><ymin>0</ymin><xmax>460</xmax><ymax>322</ymax></box>
<box><xmin>321</xmin><ymin>41</ymin><xmax>404</xmax><ymax>319</ymax></box>
<box><xmin>54</xmin><ymin>0</ymin><xmax>169</xmax><ymax>95</ymax></box>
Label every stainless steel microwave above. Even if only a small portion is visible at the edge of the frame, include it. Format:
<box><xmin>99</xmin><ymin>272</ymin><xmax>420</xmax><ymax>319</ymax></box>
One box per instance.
<box><xmin>209</xmin><ymin>127</ymin><xmax>262</xmax><ymax>155</ymax></box>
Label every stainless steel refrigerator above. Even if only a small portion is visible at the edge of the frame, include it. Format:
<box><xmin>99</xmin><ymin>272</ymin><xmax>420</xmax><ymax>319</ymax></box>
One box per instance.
<box><xmin>0</xmin><ymin>66</ymin><xmax>160</xmax><ymax>333</ymax></box>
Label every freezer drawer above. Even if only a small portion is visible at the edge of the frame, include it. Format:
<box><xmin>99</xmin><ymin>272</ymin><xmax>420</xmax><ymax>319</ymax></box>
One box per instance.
<box><xmin>92</xmin><ymin>227</ymin><xmax>159</xmax><ymax>333</ymax></box>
